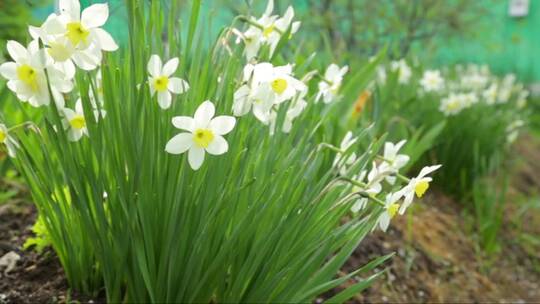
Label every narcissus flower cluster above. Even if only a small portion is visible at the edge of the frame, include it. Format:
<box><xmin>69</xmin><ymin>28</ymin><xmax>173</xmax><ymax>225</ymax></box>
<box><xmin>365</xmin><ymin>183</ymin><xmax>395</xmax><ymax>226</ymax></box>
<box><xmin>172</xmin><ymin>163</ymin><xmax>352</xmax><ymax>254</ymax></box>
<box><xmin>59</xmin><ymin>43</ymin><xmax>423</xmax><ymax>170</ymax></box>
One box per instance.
<box><xmin>333</xmin><ymin>133</ymin><xmax>441</xmax><ymax>231</ymax></box>
<box><xmin>0</xmin><ymin>0</ymin><xmax>118</xmax><ymax>148</ymax></box>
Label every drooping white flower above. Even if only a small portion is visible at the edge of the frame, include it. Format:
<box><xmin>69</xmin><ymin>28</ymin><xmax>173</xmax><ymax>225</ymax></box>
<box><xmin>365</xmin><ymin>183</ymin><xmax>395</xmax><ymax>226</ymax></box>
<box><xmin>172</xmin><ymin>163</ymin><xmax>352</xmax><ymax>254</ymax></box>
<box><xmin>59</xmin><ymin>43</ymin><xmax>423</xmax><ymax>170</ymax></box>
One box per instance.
<box><xmin>506</xmin><ymin>119</ymin><xmax>524</xmax><ymax>144</ymax></box>
<box><xmin>62</xmin><ymin>104</ymin><xmax>88</xmax><ymax>142</ymax></box>
<box><xmin>460</xmin><ymin>65</ymin><xmax>489</xmax><ymax>91</ymax></box>
<box><xmin>239</xmin><ymin>0</ymin><xmax>301</xmax><ymax>59</ymax></box>
<box><xmin>333</xmin><ymin>131</ymin><xmax>358</xmax><ymax>174</ymax></box>
<box><xmin>147</xmin><ymin>55</ymin><xmax>190</xmax><ymax>109</ymax></box>
<box><xmin>0</xmin><ymin>40</ymin><xmax>72</xmax><ymax>107</ymax></box>
<box><xmin>419</xmin><ymin>70</ymin><xmax>444</xmax><ymax>93</ymax></box>
<box><xmin>0</xmin><ymin>124</ymin><xmax>19</xmax><ymax>158</ymax></box>
<box><xmin>316</xmin><ymin>64</ymin><xmax>348</xmax><ymax>104</ymax></box>
<box><xmin>516</xmin><ymin>88</ymin><xmax>529</xmax><ymax>109</ymax></box>
<box><xmin>439</xmin><ymin>93</ymin><xmax>466</xmax><ymax>116</ymax></box>
<box><xmin>462</xmin><ymin>92</ymin><xmax>479</xmax><ymax>107</ymax></box>
<box><xmin>57</xmin><ymin>0</ymin><xmax>118</xmax><ymax>53</ymax></box>
<box><xmin>379</xmin><ymin>140</ymin><xmax>410</xmax><ymax>184</ymax></box>
<box><xmin>75</xmin><ymin>97</ymin><xmax>106</xmax><ymax>122</ymax></box>
<box><xmin>350</xmin><ymin>162</ymin><xmax>392</xmax><ymax>213</ymax></box>
<box><xmin>482</xmin><ymin>83</ymin><xmax>498</xmax><ymax>105</ymax></box>
<box><xmin>376</xmin><ymin>65</ymin><xmax>387</xmax><ymax>85</ymax></box>
<box><xmin>165</xmin><ymin>101</ymin><xmax>236</xmax><ymax>170</ymax></box>
<box><xmin>282</xmin><ymin>87</ymin><xmax>308</xmax><ymax>133</ymax></box>
<box><xmin>391</xmin><ymin>59</ymin><xmax>412</xmax><ymax>84</ymax></box>
<box><xmin>397</xmin><ymin>165</ymin><xmax>441</xmax><ymax>215</ymax></box>
<box><xmin>376</xmin><ymin>192</ymin><xmax>403</xmax><ymax>232</ymax></box>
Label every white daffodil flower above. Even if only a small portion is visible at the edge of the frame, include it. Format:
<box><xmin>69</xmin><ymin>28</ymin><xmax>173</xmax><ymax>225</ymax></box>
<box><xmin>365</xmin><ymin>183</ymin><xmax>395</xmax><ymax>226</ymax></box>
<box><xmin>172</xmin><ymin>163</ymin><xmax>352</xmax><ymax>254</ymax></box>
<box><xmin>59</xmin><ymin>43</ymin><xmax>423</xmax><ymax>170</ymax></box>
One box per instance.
<box><xmin>233</xmin><ymin>62</ymin><xmax>306</xmax><ymax>124</ymax></box>
<box><xmin>253</xmin><ymin>63</ymin><xmax>306</xmax><ymax>104</ymax></box>
<box><xmin>376</xmin><ymin>65</ymin><xmax>387</xmax><ymax>85</ymax></box>
<box><xmin>62</xmin><ymin>104</ymin><xmax>88</xmax><ymax>142</ymax></box>
<box><xmin>482</xmin><ymin>83</ymin><xmax>498</xmax><ymax>105</ymax></box>
<box><xmin>350</xmin><ymin>162</ymin><xmax>394</xmax><ymax>213</ymax></box>
<box><xmin>29</xmin><ymin>13</ymin><xmax>102</xmax><ymax>72</ymax></box>
<box><xmin>57</xmin><ymin>0</ymin><xmax>118</xmax><ymax>53</ymax></box>
<box><xmin>391</xmin><ymin>60</ymin><xmax>412</xmax><ymax>84</ymax></box>
<box><xmin>165</xmin><ymin>101</ymin><xmax>236</xmax><ymax>170</ymax></box>
<box><xmin>419</xmin><ymin>70</ymin><xmax>444</xmax><ymax>93</ymax></box>
<box><xmin>75</xmin><ymin>98</ymin><xmax>106</xmax><ymax>122</ymax></box>
<box><xmin>28</xmin><ymin>14</ymin><xmax>78</xmax><ymax>77</ymax></box>
<box><xmin>516</xmin><ymin>89</ymin><xmax>529</xmax><ymax>109</ymax></box>
<box><xmin>282</xmin><ymin>88</ymin><xmax>308</xmax><ymax>133</ymax></box>
<box><xmin>0</xmin><ymin>40</ymin><xmax>72</xmax><ymax>108</ymax></box>
<box><xmin>439</xmin><ymin>93</ymin><xmax>465</xmax><ymax>116</ymax></box>
<box><xmin>506</xmin><ymin>119</ymin><xmax>524</xmax><ymax>144</ymax></box>
<box><xmin>460</xmin><ymin>65</ymin><xmax>489</xmax><ymax>91</ymax></box>
<box><xmin>317</xmin><ymin>64</ymin><xmax>348</xmax><ymax>104</ymax></box>
<box><xmin>350</xmin><ymin>170</ymin><xmax>369</xmax><ymax>213</ymax></box>
<box><xmin>0</xmin><ymin>124</ymin><xmax>19</xmax><ymax>158</ymax></box>
<box><xmin>240</xmin><ymin>0</ymin><xmax>300</xmax><ymax>60</ymax></box>
<box><xmin>376</xmin><ymin>192</ymin><xmax>403</xmax><ymax>232</ymax></box>
<box><xmin>463</xmin><ymin>92</ymin><xmax>479</xmax><ymax>107</ymax></box>
<box><xmin>332</xmin><ymin>131</ymin><xmax>358</xmax><ymax>174</ymax></box>
<box><xmin>380</xmin><ymin>140</ymin><xmax>410</xmax><ymax>184</ymax></box>
<box><xmin>497</xmin><ymin>87</ymin><xmax>512</xmax><ymax>104</ymax></box>
<box><xmin>397</xmin><ymin>165</ymin><xmax>441</xmax><ymax>215</ymax></box>
<box><xmin>147</xmin><ymin>55</ymin><xmax>190</xmax><ymax>109</ymax></box>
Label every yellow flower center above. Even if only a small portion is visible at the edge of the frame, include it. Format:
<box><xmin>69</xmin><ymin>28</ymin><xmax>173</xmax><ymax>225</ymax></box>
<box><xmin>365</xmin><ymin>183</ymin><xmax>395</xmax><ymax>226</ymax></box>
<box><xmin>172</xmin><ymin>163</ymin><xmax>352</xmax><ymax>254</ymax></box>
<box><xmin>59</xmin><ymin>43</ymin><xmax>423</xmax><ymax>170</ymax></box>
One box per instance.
<box><xmin>69</xmin><ymin>115</ymin><xmax>86</xmax><ymax>130</ymax></box>
<box><xmin>66</xmin><ymin>22</ymin><xmax>90</xmax><ymax>46</ymax></box>
<box><xmin>154</xmin><ymin>76</ymin><xmax>169</xmax><ymax>92</ymax></box>
<box><xmin>415</xmin><ymin>181</ymin><xmax>429</xmax><ymax>198</ymax></box>
<box><xmin>271</xmin><ymin>78</ymin><xmax>288</xmax><ymax>94</ymax></box>
<box><xmin>263</xmin><ymin>25</ymin><xmax>275</xmax><ymax>38</ymax></box>
<box><xmin>47</xmin><ymin>41</ymin><xmax>73</xmax><ymax>62</ymax></box>
<box><xmin>0</xmin><ymin>130</ymin><xmax>6</xmax><ymax>143</ymax></box>
<box><xmin>387</xmin><ymin>203</ymin><xmax>399</xmax><ymax>218</ymax></box>
<box><xmin>447</xmin><ymin>101</ymin><xmax>459</xmax><ymax>111</ymax></box>
<box><xmin>17</xmin><ymin>64</ymin><xmax>38</xmax><ymax>91</ymax></box>
<box><xmin>331</xmin><ymin>84</ymin><xmax>341</xmax><ymax>94</ymax></box>
<box><xmin>193</xmin><ymin>129</ymin><xmax>214</xmax><ymax>148</ymax></box>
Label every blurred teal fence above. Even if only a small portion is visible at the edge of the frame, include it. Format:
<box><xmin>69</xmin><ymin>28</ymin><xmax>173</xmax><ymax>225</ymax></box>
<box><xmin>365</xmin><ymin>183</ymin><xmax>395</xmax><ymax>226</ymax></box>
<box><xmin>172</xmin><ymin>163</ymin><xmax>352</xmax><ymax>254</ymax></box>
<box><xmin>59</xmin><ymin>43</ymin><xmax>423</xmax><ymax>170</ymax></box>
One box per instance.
<box><xmin>431</xmin><ymin>0</ymin><xmax>540</xmax><ymax>83</ymax></box>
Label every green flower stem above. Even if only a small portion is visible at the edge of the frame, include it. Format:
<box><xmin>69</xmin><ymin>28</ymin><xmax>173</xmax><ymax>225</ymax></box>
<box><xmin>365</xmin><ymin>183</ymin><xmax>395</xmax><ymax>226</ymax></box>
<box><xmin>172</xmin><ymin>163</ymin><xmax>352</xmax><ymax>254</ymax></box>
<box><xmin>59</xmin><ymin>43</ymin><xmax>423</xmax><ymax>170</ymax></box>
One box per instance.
<box><xmin>238</xmin><ymin>16</ymin><xmax>264</xmax><ymax>30</ymax></box>
<box><xmin>317</xmin><ymin>143</ymin><xmax>343</xmax><ymax>154</ymax></box>
<box><xmin>336</xmin><ymin>177</ymin><xmax>385</xmax><ymax>207</ymax></box>
<box><xmin>8</xmin><ymin>121</ymin><xmax>38</xmax><ymax>133</ymax></box>
<box><xmin>396</xmin><ymin>172</ymin><xmax>411</xmax><ymax>183</ymax></box>
<box><xmin>315</xmin><ymin>72</ymin><xmax>334</xmax><ymax>86</ymax></box>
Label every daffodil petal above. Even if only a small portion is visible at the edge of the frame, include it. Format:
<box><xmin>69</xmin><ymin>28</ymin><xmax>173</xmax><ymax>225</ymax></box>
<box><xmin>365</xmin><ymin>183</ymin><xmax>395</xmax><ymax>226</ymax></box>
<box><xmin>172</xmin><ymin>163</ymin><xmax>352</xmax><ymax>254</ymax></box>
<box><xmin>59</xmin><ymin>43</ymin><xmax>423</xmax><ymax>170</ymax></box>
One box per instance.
<box><xmin>168</xmin><ymin>78</ymin><xmax>189</xmax><ymax>94</ymax></box>
<box><xmin>82</xmin><ymin>3</ymin><xmax>108</xmax><ymax>28</ymax></box>
<box><xmin>157</xmin><ymin>91</ymin><xmax>172</xmax><ymax>109</ymax></box>
<box><xmin>93</xmin><ymin>28</ymin><xmax>118</xmax><ymax>51</ymax></box>
<box><xmin>165</xmin><ymin>133</ymin><xmax>193</xmax><ymax>154</ymax></box>
<box><xmin>194</xmin><ymin>101</ymin><xmax>215</xmax><ymax>128</ymax></box>
<box><xmin>206</xmin><ymin>135</ymin><xmax>228</xmax><ymax>155</ymax></box>
<box><xmin>59</xmin><ymin>0</ymin><xmax>81</xmax><ymax>21</ymax></box>
<box><xmin>147</xmin><ymin>55</ymin><xmax>162</xmax><ymax>77</ymax></box>
<box><xmin>7</xmin><ymin>41</ymin><xmax>29</xmax><ymax>63</ymax></box>
<box><xmin>188</xmin><ymin>146</ymin><xmax>205</xmax><ymax>170</ymax></box>
<box><xmin>172</xmin><ymin>116</ymin><xmax>195</xmax><ymax>132</ymax></box>
<box><xmin>72</xmin><ymin>48</ymin><xmax>101</xmax><ymax>70</ymax></box>
<box><xmin>162</xmin><ymin>58</ymin><xmax>179</xmax><ymax>77</ymax></box>
<box><xmin>418</xmin><ymin>165</ymin><xmax>442</xmax><ymax>178</ymax></box>
<box><xmin>0</xmin><ymin>62</ymin><xmax>17</xmax><ymax>80</ymax></box>
<box><xmin>209</xmin><ymin>116</ymin><xmax>236</xmax><ymax>135</ymax></box>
